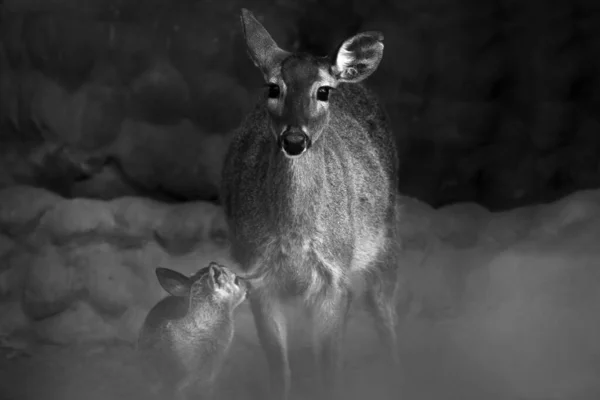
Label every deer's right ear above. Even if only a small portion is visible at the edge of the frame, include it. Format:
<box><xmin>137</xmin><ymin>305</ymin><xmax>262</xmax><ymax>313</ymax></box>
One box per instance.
<box><xmin>156</xmin><ymin>268</ymin><xmax>190</xmax><ymax>297</ymax></box>
<box><xmin>240</xmin><ymin>8</ymin><xmax>288</xmax><ymax>76</ymax></box>
<box><xmin>206</xmin><ymin>263</ymin><xmax>223</xmax><ymax>290</ymax></box>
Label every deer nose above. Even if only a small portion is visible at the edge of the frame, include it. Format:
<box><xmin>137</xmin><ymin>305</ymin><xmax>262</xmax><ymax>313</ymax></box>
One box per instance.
<box><xmin>279</xmin><ymin>129</ymin><xmax>311</xmax><ymax>156</ymax></box>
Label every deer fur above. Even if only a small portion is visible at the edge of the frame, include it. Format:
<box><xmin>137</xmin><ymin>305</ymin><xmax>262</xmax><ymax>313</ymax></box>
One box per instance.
<box><xmin>221</xmin><ymin>8</ymin><xmax>401</xmax><ymax>400</ymax></box>
<box><xmin>137</xmin><ymin>262</ymin><xmax>248</xmax><ymax>400</ymax></box>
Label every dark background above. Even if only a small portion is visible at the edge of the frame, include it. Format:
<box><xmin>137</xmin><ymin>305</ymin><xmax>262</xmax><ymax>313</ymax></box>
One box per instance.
<box><xmin>1</xmin><ymin>0</ymin><xmax>599</xmax><ymax>211</ymax></box>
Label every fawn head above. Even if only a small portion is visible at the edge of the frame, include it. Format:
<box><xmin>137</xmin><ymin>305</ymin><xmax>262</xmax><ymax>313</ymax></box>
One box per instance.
<box><xmin>156</xmin><ymin>262</ymin><xmax>248</xmax><ymax>309</ymax></box>
<box><xmin>240</xmin><ymin>9</ymin><xmax>385</xmax><ymax>158</ymax></box>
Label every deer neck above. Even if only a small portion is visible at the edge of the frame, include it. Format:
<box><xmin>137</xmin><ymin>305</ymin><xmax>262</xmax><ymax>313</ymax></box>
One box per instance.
<box><xmin>266</xmin><ymin>138</ymin><xmax>325</xmax><ymax>231</ymax></box>
<box><xmin>187</xmin><ymin>297</ymin><xmax>228</xmax><ymax>332</ymax></box>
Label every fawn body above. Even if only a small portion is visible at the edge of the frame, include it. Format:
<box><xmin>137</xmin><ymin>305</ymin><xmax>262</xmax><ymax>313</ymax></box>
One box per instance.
<box><xmin>221</xmin><ymin>9</ymin><xmax>401</xmax><ymax>400</ymax></box>
<box><xmin>137</xmin><ymin>262</ymin><xmax>248</xmax><ymax>400</ymax></box>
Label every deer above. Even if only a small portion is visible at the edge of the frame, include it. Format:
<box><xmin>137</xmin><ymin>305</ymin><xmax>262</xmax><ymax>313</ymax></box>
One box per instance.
<box><xmin>137</xmin><ymin>263</ymin><xmax>249</xmax><ymax>400</ymax></box>
<box><xmin>220</xmin><ymin>8</ymin><xmax>401</xmax><ymax>400</ymax></box>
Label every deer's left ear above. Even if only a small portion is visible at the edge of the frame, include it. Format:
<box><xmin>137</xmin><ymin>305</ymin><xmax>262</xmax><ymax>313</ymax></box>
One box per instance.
<box><xmin>331</xmin><ymin>31</ymin><xmax>384</xmax><ymax>83</ymax></box>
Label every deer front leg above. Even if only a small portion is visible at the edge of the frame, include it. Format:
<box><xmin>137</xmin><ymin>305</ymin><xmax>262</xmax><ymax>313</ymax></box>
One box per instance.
<box><xmin>365</xmin><ymin>258</ymin><xmax>404</xmax><ymax>399</ymax></box>
<box><xmin>311</xmin><ymin>289</ymin><xmax>353</xmax><ymax>400</ymax></box>
<box><xmin>174</xmin><ymin>375</ymin><xmax>197</xmax><ymax>400</ymax></box>
<box><xmin>175</xmin><ymin>376</ymin><xmax>215</xmax><ymax>400</ymax></box>
<box><xmin>250</xmin><ymin>292</ymin><xmax>290</xmax><ymax>400</ymax></box>
<box><xmin>365</xmin><ymin>261</ymin><xmax>401</xmax><ymax>368</ymax></box>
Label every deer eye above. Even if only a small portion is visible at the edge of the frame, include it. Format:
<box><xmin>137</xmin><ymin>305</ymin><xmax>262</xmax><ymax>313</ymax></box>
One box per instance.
<box><xmin>267</xmin><ymin>83</ymin><xmax>280</xmax><ymax>99</ymax></box>
<box><xmin>316</xmin><ymin>86</ymin><xmax>332</xmax><ymax>102</ymax></box>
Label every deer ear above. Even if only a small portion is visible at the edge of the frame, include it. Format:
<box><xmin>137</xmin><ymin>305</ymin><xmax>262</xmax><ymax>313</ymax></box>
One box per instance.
<box><xmin>206</xmin><ymin>263</ymin><xmax>223</xmax><ymax>290</ymax></box>
<box><xmin>332</xmin><ymin>31</ymin><xmax>384</xmax><ymax>83</ymax></box>
<box><xmin>240</xmin><ymin>8</ymin><xmax>289</xmax><ymax>76</ymax></box>
<box><xmin>156</xmin><ymin>268</ymin><xmax>190</xmax><ymax>297</ymax></box>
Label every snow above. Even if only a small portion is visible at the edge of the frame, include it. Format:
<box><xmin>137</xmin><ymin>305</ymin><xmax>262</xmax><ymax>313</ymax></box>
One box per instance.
<box><xmin>1</xmin><ymin>188</ymin><xmax>600</xmax><ymax>399</ymax></box>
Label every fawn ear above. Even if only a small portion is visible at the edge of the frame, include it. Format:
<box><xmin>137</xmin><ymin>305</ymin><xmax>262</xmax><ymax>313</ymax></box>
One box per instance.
<box><xmin>331</xmin><ymin>31</ymin><xmax>384</xmax><ymax>83</ymax></box>
<box><xmin>240</xmin><ymin>8</ymin><xmax>288</xmax><ymax>77</ymax></box>
<box><xmin>206</xmin><ymin>263</ymin><xmax>223</xmax><ymax>290</ymax></box>
<box><xmin>155</xmin><ymin>268</ymin><xmax>190</xmax><ymax>297</ymax></box>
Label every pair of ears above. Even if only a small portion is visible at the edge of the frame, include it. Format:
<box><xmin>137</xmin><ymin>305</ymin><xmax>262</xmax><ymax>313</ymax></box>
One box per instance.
<box><xmin>156</xmin><ymin>263</ymin><xmax>222</xmax><ymax>297</ymax></box>
<box><xmin>241</xmin><ymin>8</ymin><xmax>385</xmax><ymax>84</ymax></box>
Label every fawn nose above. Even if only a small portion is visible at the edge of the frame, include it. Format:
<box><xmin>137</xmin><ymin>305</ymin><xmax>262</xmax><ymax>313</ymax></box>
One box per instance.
<box><xmin>279</xmin><ymin>128</ymin><xmax>311</xmax><ymax>156</ymax></box>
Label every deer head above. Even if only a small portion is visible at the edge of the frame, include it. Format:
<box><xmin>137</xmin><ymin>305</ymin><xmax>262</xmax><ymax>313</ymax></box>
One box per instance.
<box><xmin>156</xmin><ymin>263</ymin><xmax>247</xmax><ymax>309</ymax></box>
<box><xmin>240</xmin><ymin>9</ymin><xmax>385</xmax><ymax>158</ymax></box>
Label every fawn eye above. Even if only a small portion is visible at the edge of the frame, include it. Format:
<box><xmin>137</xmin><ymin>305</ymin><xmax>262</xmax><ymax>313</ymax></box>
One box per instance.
<box><xmin>267</xmin><ymin>83</ymin><xmax>280</xmax><ymax>99</ymax></box>
<box><xmin>316</xmin><ymin>86</ymin><xmax>331</xmax><ymax>102</ymax></box>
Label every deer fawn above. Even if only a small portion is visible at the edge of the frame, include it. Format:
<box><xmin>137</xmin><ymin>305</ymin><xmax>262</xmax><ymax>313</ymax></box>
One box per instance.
<box><xmin>137</xmin><ymin>262</ymin><xmax>249</xmax><ymax>400</ymax></box>
<box><xmin>221</xmin><ymin>8</ymin><xmax>401</xmax><ymax>400</ymax></box>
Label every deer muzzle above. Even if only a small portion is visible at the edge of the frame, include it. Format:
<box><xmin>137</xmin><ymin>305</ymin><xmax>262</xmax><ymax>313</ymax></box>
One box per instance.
<box><xmin>278</xmin><ymin>129</ymin><xmax>311</xmax><ymax>157</ymax></box>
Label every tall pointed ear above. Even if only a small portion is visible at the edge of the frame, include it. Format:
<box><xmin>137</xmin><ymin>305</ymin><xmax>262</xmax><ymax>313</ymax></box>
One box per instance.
<box><xmin>240</xmin><ymin>8</ymin><xmax>289</xmax><ymax>77</ymax></box>
<box><xmin>206</xmin><ymin>263</ymin><xmax>223</xmax><ymax>290</ymax></box>
<box><xmin>331</xmin><ymin>31</ymin><xmax>384</xmax><ymax>83</ymax></box>
<box><xmin>155</xmin><ymin>268</ymin><xmax>190</xmax><ymax>297</ymax></box>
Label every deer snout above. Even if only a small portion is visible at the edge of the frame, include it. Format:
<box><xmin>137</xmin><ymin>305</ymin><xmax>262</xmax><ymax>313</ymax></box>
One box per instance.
<box><xmin>235</xmin><ymin>275</ymin><xmax>251</xmax><ymax>293</ymax></box>
<box><xmin>278</xmin><ymin>128</ymin><xmax>311</xmax><ymax>157</ymax></box>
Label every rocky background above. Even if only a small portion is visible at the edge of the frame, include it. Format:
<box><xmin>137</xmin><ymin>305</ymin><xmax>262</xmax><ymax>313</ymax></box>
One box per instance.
<box><xmin>0</xmin><ymin>0</ymin><xmax>599</xmax><ymax>211</ymax></box>
<box><xmin>0</xmin><ymin>185</ymin><xmax>232</xmax><ymax>345</ymax></box>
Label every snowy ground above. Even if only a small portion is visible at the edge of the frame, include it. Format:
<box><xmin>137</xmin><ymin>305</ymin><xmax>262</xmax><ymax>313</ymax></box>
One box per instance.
<box><xmin>2</xmin><ymin>296</ymin><xmax>600</xmax><ymax>400</ymax></box>
<box><xmin>2</xmin><ymin>189</ymin><xmax>600</xmax><ymax>400</ymax></box>
<box><xmin>0</xmin><ymin>309</ymin><xmax>508</xmax><ymax>400</ymax></box>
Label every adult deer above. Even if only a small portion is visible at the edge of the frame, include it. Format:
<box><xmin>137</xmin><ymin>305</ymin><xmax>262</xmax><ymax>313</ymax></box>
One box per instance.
<box><xmin>221</xmin><ymin>8</ymin><xmax>401</xmax><ymax>400</ymax></box>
